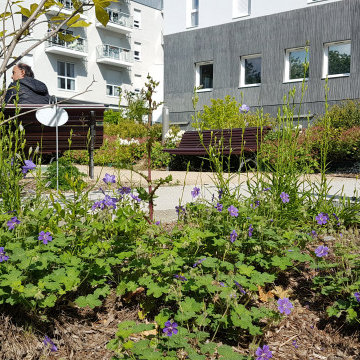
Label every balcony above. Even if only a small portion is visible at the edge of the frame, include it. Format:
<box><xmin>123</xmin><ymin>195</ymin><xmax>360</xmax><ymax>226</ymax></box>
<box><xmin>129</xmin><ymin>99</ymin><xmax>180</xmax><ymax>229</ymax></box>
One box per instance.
<box><xmin>96</xmin><ymin>11</ymin><xmax>133</xmax><ymax>35</ymax></box>
<box><xmin>96</xmin><ymin>45</ymin><xmax>134</xmax><ymax>69</ymax></box>
<box><xmin>48</xmin><ymin>0</ymin><xmax>87</xmax><ymax>18</ymax></box>
<box><xmin>45</xmin><ymin>37</ymin><xmax>87</xmax><ymax>58</ymax></box>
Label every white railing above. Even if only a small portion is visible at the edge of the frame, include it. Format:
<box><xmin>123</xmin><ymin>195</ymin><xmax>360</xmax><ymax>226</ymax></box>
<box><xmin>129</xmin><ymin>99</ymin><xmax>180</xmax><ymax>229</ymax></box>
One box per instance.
<box><xmin>46</xmin><ymin>37</ymin><xmax>87</xmax><ymax>53</ymax></box>
<box><xmin>107</xmin><ymin>11</ymin><xmax>133</xmax><ymax>29</ymax></box>
<box><xmin>97</xmin><ymin>45</ymin><xmax>133</xmax><ymax>63</ymax></box>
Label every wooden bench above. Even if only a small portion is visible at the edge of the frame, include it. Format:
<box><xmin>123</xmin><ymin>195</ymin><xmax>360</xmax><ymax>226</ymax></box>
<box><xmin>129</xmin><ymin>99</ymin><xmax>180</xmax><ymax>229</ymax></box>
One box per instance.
<box><xmin>163</xmin><ymin>127</ymin><xmax>271</xmax><ymax>170</ymax></box>
<box><xmin>2</xmin><ymin>104</ymin><xmax>105</xmax><ymax>177</ymax></box>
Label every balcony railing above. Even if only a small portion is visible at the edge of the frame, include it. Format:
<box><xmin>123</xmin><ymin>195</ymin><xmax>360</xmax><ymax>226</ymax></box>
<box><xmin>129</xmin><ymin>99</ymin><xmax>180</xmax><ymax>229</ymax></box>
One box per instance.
<box><xmin>58</xmin><ymin>0</ymin><xmax>74</xmax><ymax>10</ymax></box>
<box><xmin>96</xmin><ymin>45</ymin><xmax>133</xmax><ymax>64</ymax></box>
<box><xmin>46</xmin><ymin>37</ymin><xmax>87</xmax><ymax>57</ymax></box>
<box><xmin>107</xmin><ymin>11</ymin><xmax>133</xmax><ymax>29</ymax></box>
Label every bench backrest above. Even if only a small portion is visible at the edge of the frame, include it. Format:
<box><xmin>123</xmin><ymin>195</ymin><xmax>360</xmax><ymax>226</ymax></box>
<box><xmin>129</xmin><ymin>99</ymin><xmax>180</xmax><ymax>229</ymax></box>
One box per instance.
<box><xmin>2</xmin><ymin>104</ymin><xmax>105</xmax><ymax>153</ymax></box>
<box><xmin>176</xmin><ymin>127</ymin><xmax>271</xmax><ymax>154</ymax></box>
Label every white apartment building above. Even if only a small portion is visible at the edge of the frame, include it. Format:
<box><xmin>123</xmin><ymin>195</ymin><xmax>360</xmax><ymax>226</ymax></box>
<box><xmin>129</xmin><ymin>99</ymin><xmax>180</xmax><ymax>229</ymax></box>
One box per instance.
<box><xmin>1</xmin><ymin>0</ymin><xmax>164</xmax><ymax>121</ymax></box>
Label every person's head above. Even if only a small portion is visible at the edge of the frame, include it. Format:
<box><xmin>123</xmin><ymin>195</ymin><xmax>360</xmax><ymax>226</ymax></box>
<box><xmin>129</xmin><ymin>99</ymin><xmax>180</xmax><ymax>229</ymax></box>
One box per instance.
<box><xmin>12</xmin><ymin>63</ymin><xmax>34</xmax><ymax>81</ymax></box>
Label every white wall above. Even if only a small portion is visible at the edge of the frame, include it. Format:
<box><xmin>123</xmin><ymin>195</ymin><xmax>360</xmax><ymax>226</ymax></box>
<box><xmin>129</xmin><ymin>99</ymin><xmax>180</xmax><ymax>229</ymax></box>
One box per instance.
<box><xmin>164</xmin><ymin>0</ymin><xmax>342</xmax><ymax>35</ymax></box>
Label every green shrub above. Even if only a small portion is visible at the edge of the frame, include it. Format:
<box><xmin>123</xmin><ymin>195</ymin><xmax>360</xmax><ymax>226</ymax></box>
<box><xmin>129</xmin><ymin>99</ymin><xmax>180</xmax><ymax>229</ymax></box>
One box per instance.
<box><xmin>315</xmin><ymin>100</ymin><xmax>360</xmax><ymax>129</ymax></box>
<box><xmin>45</xmin><ymin>157</ymin><xmax>86</xmax><ymax>190</ymax></box>
<box><xmin>193</xmin><ymin>95</ymin><xmax>275</xmax><ymax>130</ymax></box>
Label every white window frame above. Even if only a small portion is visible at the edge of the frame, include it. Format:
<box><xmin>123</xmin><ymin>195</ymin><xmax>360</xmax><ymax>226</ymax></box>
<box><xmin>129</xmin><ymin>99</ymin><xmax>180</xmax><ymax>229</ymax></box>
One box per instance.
<box><xmin>106</xmin><ymin>84</ymin><xmax>121</xmax><ymax>97</ymax></box>
<box><xmin>233</xmin><ymin>0</ymin><xmax>250</xmax><ymax>19</ymax></box>
<box><xmin>187</xmin><ymin>0</ymin><xmax>199</xmax><ymax>28</ymax></box>
<box><xmin>307</xmin><ymin>0</ymin><xmax>328</xmax><ymax>4</ymax></box>
<box><xmin>195</xmin><ymin>61</ymin><xmax>213</xmax><ymax>92</ymax></box>
<box><xmin>240</xmin><ymin>54</ymin><xmax>261</xmax><ymax>88</ymax></box>
<box><xmin>284</xmin><ymin>47</ymin><xmax>309</xmax><ymax>83</ymax></box>
<box><xmin>57</xmin><ymin>61</ymin><xmax>76</xmax><ymax>91</ymax></box>
<box><xmin>133</xmin><ymin>9</ymin><xmax>141</xmax><ymax>28</ymax></box>
<box><xmin>322</xmin><ymin>40</ymin><xmax>351</xmax><ymax>79</ymax></box>
<box><xmin>134</xmin><ymin>42</ymin><xmax>141</xmax><ymax>61</ymax></box>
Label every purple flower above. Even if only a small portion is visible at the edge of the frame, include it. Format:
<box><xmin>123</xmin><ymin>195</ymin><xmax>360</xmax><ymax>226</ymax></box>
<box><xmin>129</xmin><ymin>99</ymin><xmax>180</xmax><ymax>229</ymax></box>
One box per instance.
<box><xmin>0</xmin><ymin>247</ymin><xmax>9</xmax><ymax>262</ymax></box>
<box><xmin>38</xmin><ymin>231</ymin><xmax>53</xmax><ymax>245</ymax></box>
<box><xmin>155</xmin><ymin>221</ymin><xmax>160</xmax><ymax>226</ymax></box>
<box><xmin>354</xmin><ymin>292</ymin><xmax>360</xmax><ymax>302</ymax></box>
<box><xmin>215</xmin><ymin>202</ymin><xmax>223</xmax><ymax>212</ymax></box>
<box><xmin>315</xmin><ymin>245</ymin><xmax>329</xmax><ymax>257</ymax></box>
<box><xmin>315</xmin><ymin>212</ymin><xmax>329</xmax><ymax>226</ymax></box>
<box><xmin>292</xmin><ymin>340</ymin><xmax>299</xmax><ymax>349</ymax></box>
<box><xmin>103</xmin><ymin>173</ymin><xmax>115</xmax><ymax>184</ymax></box>
<box><xmin>250</xmin><ymin>200</ymin><xmax>260</xmax><ymax>209</ymax></box>
<box><xmin>277</xmin><ymin>298</ymin><xmax>294</xmax><ymax>315</ymax></box>
<box><xmin>228</xmin><ymin>205</ymin><xmax>238</xmax><ymax>217</ymax></box>
<box><xmin>332</xmin><ymin>213</ymin><xmax>340</xmax><ymax>226</ymax></box>
<box><xmin>22</xmin><ymin>159</ymin><xmax>36</xmax><ymax>174</ymax></box>
<box><xmin>163</xmin><ymin>321</ymin><xmax>178</xmax><ymax>337</ymax></box>
<box><xmin>92</xmin><ymin>195</ymin><xmax>118</xmax><ymax>210</ymax></box>
<box><xmin>248</xmin><ymin>224</ymin><xmax>254</xmax><ymax>237</ymax></box>
<box><xmin>43</xmin><ymin>335</ymin><xmax>57</xmax><ymax>352</ymax></box>
<box><xmin>263</xmin><ymin>187</ymin><xmax>271</xmax><ymax>192</ymax></box>
<box><xmin>310</xmin><ymin>230</ymin><xmax>317</xmax><ymax>238</ymax></box>
<box><xmin>218</xmin><ymin>188</ymin><xmax>223</xmax><ymax>199</ymax></box>
<box><xmin>193</xmin><ymin>258</ymin><xmax>206</xmax><ymax>267</ymax></box>
<box><xmin>175</xmin><ymin>205</ymin><xmax>185</xmax><ymax>215</ymax></box>
<box><xmin>7</xmin><ymin>216</ymin><xmax>20</xmax><ymax>230</ymax></box>
<box><xmin>234</xmin><ymin>281</ymin><xmax>246</xmax><ymax>294</ymax></box>
<box><xmin>118</xmin><ymin>186</ymin><xmax>131</xmax><ymax>195</ymax></box>
<box><xmin>130</xmin><ymin>193</ymin><xmax>141</xmax><ymax>203</ymax></box>
<box><xmin>230</xmin><ymin>229</ymin><xmax>238</xmax><ymax>243</ymax></box>
<box><xmin>280</xmin><ymin>192</ymin><xmax>290</xmax><ymax>204</ymax></box>
<box><xmin>191</xmin><ymin>186</ymin><xmax>200</xmax><ymax>199</ymax></box>
<box><xmin>219</xmin><ymin>282</ymin><xmax>226</xmax><ymax>287</ymax></box>
<box><xmin>174</xmin><ymin>274</ymin><xmax>187</xmax><ymax>281</ymax></box>
<box><xmin>240</xmin><ymin>104</ymin><xmax>250</xmax><ymax>113</ymax></box>
<box><xmin>255</xmin><ymin>345</ymin><xmax>273</xmax><ymax>360</ymax></box>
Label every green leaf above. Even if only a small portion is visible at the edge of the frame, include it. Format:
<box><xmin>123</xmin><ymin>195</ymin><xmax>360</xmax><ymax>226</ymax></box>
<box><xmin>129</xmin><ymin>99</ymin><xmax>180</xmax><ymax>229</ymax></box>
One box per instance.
<box><xmin>95</xmin><ymin>5</ymin><xmax>109</xmax><ymax>27</ymax></box>
<box><xmin>271</xmin><ymin>255</ymin><xmax>293</xmax><ymax>270</ymax></box>
<box><xmin>75</xmin><ymin>293</ymin><xmax>102</xmax><ymax>308</ymax></box>
<box><xmin>19</xmin><ymin>6</ymin><xmax>31</xmax><ymax>18</ymax></box>
<box><xmin>217</xmin><ymin>345</ymin><xmax>246</xmax><ymax>359</ymax></box>
<box><xmin>69</xmin><ymin>20</ymin><xmax>91</xmax><ymax>27</ymax></box>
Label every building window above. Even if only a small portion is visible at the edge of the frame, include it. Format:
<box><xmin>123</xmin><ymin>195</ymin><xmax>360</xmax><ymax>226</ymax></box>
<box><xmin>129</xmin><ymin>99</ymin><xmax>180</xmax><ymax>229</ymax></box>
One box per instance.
<box><xmin>134</xmin><ymin>42</ymin><xmax>141</xmax><ymax>61</ymax></box>
<box><xmin>323</xmin><ymin>41</ymin><xmax>351</xmax><ymax>78</ymax></box>
<box><xmin>107</xmin><ymin>9</ymin><xmax>119</xmax><ymax>23</ymax></box>
<box><xmin>57</xmin><ymin>61</ymin><xmax>75</xmax><ymax>90</ymax></box>
<box><xmin>134</xmin><ymin>9</ymin><xmax>141</xmax><ymax>28</ymax></box>
<box><xmin>196</xmin><ymin>62</ymin><xmax>213</xmax><ymax>90</ymax></box>
<box><xmin>187</xmin><ymin>0</ymin><xmax>199</xmax><ymax>28</ymax></box>
<box><xmin>240</xmin><ymin>55</ymin><xmax>261</xmax><ymax>86</ymax></box>
<box><xmin>233</xmin><ymin>0</ymin><xmax>250</xmax><ymax>18</ymax></box>
<box><xmin>284</xmin><ymin>47</ymin><xmax>309</xmax><ymax>82</ymax></box>
<box><xmin>106</xmin><ymin>84</ymin><xmax>121</xmax><ymax>97</ymax></box>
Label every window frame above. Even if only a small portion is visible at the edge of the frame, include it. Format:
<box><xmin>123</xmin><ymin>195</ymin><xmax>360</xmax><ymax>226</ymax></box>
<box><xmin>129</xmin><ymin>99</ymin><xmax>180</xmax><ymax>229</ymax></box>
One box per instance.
<box><xmin>133</xmin><ymin>9</ymin><xmax>141</xmax><ymax>29</ymax></box>
<box><xmin>322</xmin><ymin>40</ymin><xmax>351</xmax><ymax>79</ymax></box>
<box><xmin>106</xmin><ymin>84</ymin><xmax>121</xmax><ymax>97</ymax></box>
<box><xmin>134</xmin><ymin>42</ymin><xmax>141</xmax><ymax>61</ymax></box>
<box><xmin>57</xmin><ymin>61</ymin><xmax>76</xmax><ymax>91</ymax></box>
<box><xmin>232</xmin><ymin>0</ymin><xmax>250</xmax><ymax>19</ymax></box>
<box><xmin>239</xmin><ymin>53</ymin><xmax>261</xmax><ymax>88</ymax></box>
<box><xmin>284</xmin><ymin>46</ymin><xmax>309</xmax><ymax>83</ymax></box>
<box><xmin>187</xmin><ymin>0</ymin><xmax>199</xmax><ymax>28</ymax></box>
<box><xmin>195</xmin><ymin>61</ymin><xmax>213</xmax><ymax>92</ymax></box>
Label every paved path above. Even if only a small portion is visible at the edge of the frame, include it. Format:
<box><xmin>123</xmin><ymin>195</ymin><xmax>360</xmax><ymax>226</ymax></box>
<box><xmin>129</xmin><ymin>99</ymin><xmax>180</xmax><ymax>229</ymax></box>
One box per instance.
<box><xmin>74</xmin><ymin>166</ymin><xmax>360</xmax><ymax>223</ymax></box>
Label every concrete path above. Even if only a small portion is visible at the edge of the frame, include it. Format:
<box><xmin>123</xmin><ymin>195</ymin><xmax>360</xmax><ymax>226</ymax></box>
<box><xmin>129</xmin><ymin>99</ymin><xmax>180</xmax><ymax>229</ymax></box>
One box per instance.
<box><xmin>74</xmin><ymin>165</ymin><xmax>360</xmax><ymax>223</ymax></box>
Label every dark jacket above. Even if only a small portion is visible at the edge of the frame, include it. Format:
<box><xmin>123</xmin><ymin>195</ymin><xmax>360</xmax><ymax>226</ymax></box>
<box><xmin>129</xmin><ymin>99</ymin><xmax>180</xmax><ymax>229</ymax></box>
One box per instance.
<box><xmin>5</xmin><ymin>77</ymin><xmax>50</xmax><ymax>104</ymax></box>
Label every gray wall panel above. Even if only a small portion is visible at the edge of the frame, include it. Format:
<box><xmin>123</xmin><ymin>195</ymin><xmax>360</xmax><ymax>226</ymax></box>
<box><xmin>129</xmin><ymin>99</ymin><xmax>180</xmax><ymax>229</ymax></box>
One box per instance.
<box><xmin>164</xmin><ymin>0</ymin><xmax>360</xmax><ymax>127</ymax></box>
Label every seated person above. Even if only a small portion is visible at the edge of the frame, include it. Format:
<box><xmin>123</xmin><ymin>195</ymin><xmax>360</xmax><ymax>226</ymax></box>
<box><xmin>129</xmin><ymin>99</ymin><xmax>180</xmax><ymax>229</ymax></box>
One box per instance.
<box><xmin>5</xmin><ymin>63</ymin><xmax>50</xmax><ymax>104</ymax></box>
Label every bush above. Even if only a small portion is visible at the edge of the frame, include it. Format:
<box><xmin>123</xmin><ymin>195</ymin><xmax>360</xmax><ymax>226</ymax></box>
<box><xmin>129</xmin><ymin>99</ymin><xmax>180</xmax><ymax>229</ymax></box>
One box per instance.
<box><xmin>315</xmin><ymin>100</ymin><xmax>360</xmax><ymax>129</ymax></box>
<box><xmin>193</xmin><ymin>95</ymin><xmax>275</xmax><ymax>130</ymax></box>
<box><xmin>45</xmin><ymin>157</ymin><xmax>86</xmax><ymax>190</ymax></box>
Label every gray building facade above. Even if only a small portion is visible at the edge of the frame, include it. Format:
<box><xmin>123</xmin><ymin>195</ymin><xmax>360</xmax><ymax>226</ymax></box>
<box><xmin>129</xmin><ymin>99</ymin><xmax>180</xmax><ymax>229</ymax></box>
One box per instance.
<box><xmin>164</xmin><ymin>0</ymin><xmax>360</xmax><ymax>128</ymax></box>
